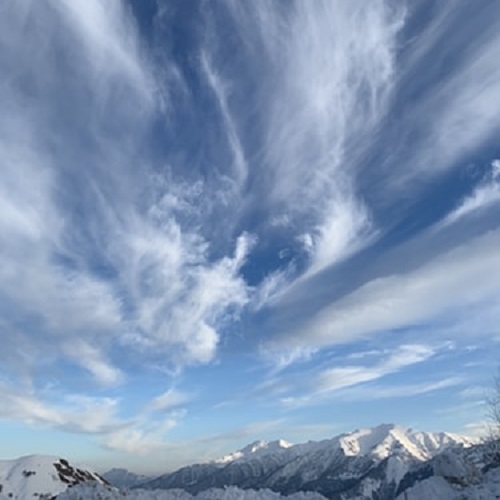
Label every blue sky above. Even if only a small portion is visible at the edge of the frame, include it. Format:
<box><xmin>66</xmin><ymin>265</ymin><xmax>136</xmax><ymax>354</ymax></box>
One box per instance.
<box><xmin>1</xmin><ymin>0</ymin><xmax>500</xmax><ymax>474</ymax></box>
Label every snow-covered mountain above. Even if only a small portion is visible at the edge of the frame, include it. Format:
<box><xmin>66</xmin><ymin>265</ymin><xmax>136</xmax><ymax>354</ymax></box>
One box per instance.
<box><xmin>395</xmin><ymin>441</ymin><xmax>500</xmax><ymax>499</ymax></box>
<box><xmin>138</xmin><ymin>424</ymin><xmax>476</xmax><ymax>499</ymax></box>
<box><xmin>4</xmin><ymin>425</ymin><xmax>496</xmax><ymax>499</ymax></box>
<box><xmin>52</xmin><ymin>447</ymin><xmax>500</xmax><ymax>500</ymax></box>
<box><xmin>0</xmin><ymin>455</ymin><xmax>107</xmax><ymax>499</ymax></box>
<box><xmin>215</xmin><ymin>439</ymin><xmax>293</xmax><ymax>464</ymax></box>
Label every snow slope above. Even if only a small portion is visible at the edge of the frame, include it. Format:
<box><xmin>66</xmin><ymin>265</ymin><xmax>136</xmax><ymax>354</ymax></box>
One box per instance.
<box><xmin>215</xmin><ymin>440</ymin><xmax>293</xmax><ymax>464</ymax></box>
<box><xmin>395</xmin><ymin>442</ymin><xmax>500</xmax><ymax>499</ymax></box>
<box><xmin>0</xmin><ymin>455</ymin><xmax>106</xmax><ymax>499</ymax></box>
<box><xmin>56</xmin><ymin>483</ymin><xmax>327</xmax><ymax>499</ymax></box>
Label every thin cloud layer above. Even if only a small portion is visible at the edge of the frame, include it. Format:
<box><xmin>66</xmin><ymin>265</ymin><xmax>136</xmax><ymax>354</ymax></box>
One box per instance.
<box><xmin>0</xmin><ymin>0</ymin><xmax>253</xmax><ymax>382</ymax></box>
<box><xmin>278</xmin><ymin>343</ymin><xmax>455</xmax><ymax>408</ymax></box>
<box><xmin>443</xmin><ymin>159</ymin><xmax>500</xmax><ymax>225</ymax></box>
<box><xmin>269</xmin><ymin>229</ymin><xmax>500</xmax><ymax>352</ymax></box>
<box><xmin>223</xmin><ymin>0</ymin><xmax>404</xmax><ymax>277</ymax></box>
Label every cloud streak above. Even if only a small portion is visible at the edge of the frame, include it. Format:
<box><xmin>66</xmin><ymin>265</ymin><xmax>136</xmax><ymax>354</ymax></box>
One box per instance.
<box><xmin>221</xmin><ymin>0</ymin><xmax>404</xmax><ymax>280</ymax></box>
<box><xmin>443</xmin><ymin>159</ymin><xmax>500</xmax><ymax>225</ymax></box>
<box><xmin>267</xmin><ymin>228</ymin><xmax>500</xmax><ymax>354</ymax></box>
<box><xmin>278</xmin><ymin>343</ymin><xmax>456</xmax><ymax>408</ymax></box>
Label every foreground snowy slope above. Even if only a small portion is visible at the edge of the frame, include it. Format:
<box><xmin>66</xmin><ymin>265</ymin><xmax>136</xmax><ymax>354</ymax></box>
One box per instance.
<box><xmin>398</xmin><ymin>466</ymin><xmax>500</xmax><ymax>499</ymax></box>
<box><xmin>56</xmin><ymin>483</ymin><xmax>327</xmax><ymax>499</ymax></box>
<box><xmin>0</xmin><ymin>455</ymin><xmax>106</xmax><ymax>499</ymax></box>
<box><xmin>395</xmin><ymin>442</ymin><xmax>500</xmax><ymax>499</ymax></box>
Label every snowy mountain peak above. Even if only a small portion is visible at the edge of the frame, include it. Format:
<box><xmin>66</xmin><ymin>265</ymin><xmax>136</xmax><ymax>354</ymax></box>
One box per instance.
<box><xmin>241</xmin><ymin>439</ymin><xmax>293</xmax><ymax>454</ymax></box>
<box><xmin>336</xmin><ymin>423</ymin><xmax>477</xmax><ymax>460</ymax></box>
<box><xmin>214</xmin><ymin>439</ymin><xmax>293</xmax><ymax>464</ymax></box>
<box><xmin>0</xmin><ymin>454</ymin><xmax>106</xmax><ymax>499</ymax></box>
<box><xmin>121</xmin><ymin>424</ymin><xmax>483</xmax><ymax>498</ymax></box>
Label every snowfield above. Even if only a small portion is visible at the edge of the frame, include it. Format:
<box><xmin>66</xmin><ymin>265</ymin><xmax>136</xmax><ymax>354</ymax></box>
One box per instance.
<box><xmin>56</xmin><ymin>483</ymin><xmax>328</xmax><ymax>499</ymax></box>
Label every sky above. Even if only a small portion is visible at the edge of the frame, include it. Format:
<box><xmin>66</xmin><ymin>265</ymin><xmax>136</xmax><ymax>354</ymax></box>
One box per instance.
<box><xmin>1</xmin><ymin>0</ymin><xmax>500</xmax><ymax>475</ymax></box>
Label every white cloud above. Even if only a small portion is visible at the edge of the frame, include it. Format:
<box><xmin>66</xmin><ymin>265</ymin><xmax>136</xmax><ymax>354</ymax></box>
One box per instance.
<box><xmin>272</xmin><ymin>229</ymin><xmax>500</xmax><ymax>352</ymax></box>
<box><xmin>443</xmin><ymin>159</ymin><xmax>500</xmax><ymax>225</ymax></box>
<box><xmin>0</xmin><ymin>379</ymin><xmax>191</xmax><ymax>456</ymax></box>
<box><xmin>252</xmin><ymin>268</ymin><xmax>293</xmax><ymax>311</ymax></box>
<box><xmin>0</xmin><ymin>383</ymin><xmax>121</xmax><ymax>434</ymax></box>
<box><xmin>317</xmin><ymin>344</ymin><xmax>437</xmax><ymax>393</ymax></box>
<box><xmin>222</xmin><ymin>0</ymin><xmax>404</xmax><ymax>279</ymax></box>
<box><xmin>277</xmin><ymin>343</ymin><xmax>453</xmax><ymax>408</ymax></box>
<box><xmin>0</xmin><ymin>0</ymin><xmax>151</xmax><ymax>385</ymax></box>
<box><xmin>280</xmin><ymin>377</ymin><xmax>462</xmax><ymax>407</ymax></box>
<box><xmin>304</xmin><ymin>197</ymin><xmax>375</xmax><ymax>279</ymax></box>
<box><xmin>200</xmin><ymin>52</ymin><xmax>248</xmax><ymax>186</ymax></box>
<box><xmin>428</xmin><ymin>41</ymin><xmax>500</xmax><ymax>171</ymax></box>
<box><xmin>118</xmin><ymin>229</ymin><xmax>254</xmax><ymax>366</ymax></box>
<box><xmin>263</xmin><ymin>346</ymin><xmax>317</xmax><ymax>375</ymax></box>
<box><xmin>49</xmin><ymin>0</ymin><xmax>153</xmax><ymax>103</ymax></box>
<box><xmin>338</xmin><ymin>378</ymin><xmax>463</xmax><ymax>402</ymax></box>
<box><xmin>493</xmin><ymin>159</ymin><xmax>500</xmax><ymax>177</ymax></box>
<box><xmin>3</xmin><ymin>0</ymin><xmax>500</xmax><ymax>466</ymax></box>
<box><xmin>149</xmin><ymin>389</ymin><xmax>191</xmax><ymax>412</ymax></box>
<box><xmin>394</xmin><ymin>12</ymin><xmax>500</xmax><ymax>188</ymax></box>
<box><xmin>64</xmin><ymin>341</ymin><xmax>124</xmax><ymax>387</ymax></box>
<box><xmin>0</xmin><ymin>0</ymin><xmax>257</xmax><ymax>388</ymax></box>
<box><xmin>103</xmin><ymin>411</ymin><xmax>184</xmax><ymax>455</ymax></box>
<box><xmin>463</xmin><ymin>420</ymin><xmax>489</xmax><ymax>438</ymax></box>
<box><xmin>459</xmin><ymin>386</ymin><xmax>487</xmax><ymax>400</ymax></box>
<box><xmin>103</xmin><ymin>428</ymin><xmax>160</xmax><ymax>455</ymax></box>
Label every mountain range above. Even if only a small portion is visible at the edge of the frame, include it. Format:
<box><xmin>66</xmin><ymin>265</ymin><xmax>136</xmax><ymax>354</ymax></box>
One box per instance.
<box><xmin>2</xmin><ymin>424</ymin><xmax>499</xmax><ymax>499</ymax></box>
<box><xmin>133</xmin><ymin>424</ymin><xmax>477</xmax><ymax>498</ymax></box>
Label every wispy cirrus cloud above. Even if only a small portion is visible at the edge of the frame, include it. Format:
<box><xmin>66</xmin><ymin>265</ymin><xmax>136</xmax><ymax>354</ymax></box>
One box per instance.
<box><xmin>443</xmin><ymin>159</ymin><xmax>500</xmax><ymax>225</ymax></box>
<box><xmin>0</xmin><ymin>379</ymin><xmax>192</xmax><ymax>456</ymax></box>
<box><xmin>0</xmin><ymin>1</ymin><xmax>259</xmax><ymax>464</ymax></box>
<box><xmin>413</xmin><ymin>34</ymin><xmax>500</xmax><ymax>179</ymax></box>
<box><xmin>266</xmin><ymin>228</ymin><xmax>500</xmax><ymax>354</ymax></box>
<box><xmin>220</xmin><ymin>0</ymin><xmax>404</xmax><ymax>281</ymax></box>
<box><xmin>102</xmin><ymin>409</ymin><xmax>186</xmax><ymax>455</ymax></box>
<box><xmin>0</xmin><ymin>382</ymin><xmax>121</xmax><ymax>434</ymax></box>
<box><xmin>278</xmin><ymin>343</ymin><xmax>454</xmax><ymax>408</ymax></box>
<box><xmin>148</xmin><ymin>388</ymin><xmax>191</xmax><ymax>413</ymax></box>
<box><xmin>2</xmin><ymin>0</ymin><xmax>500</xmax><ymax>469</ymax></box>
<box><xmin>373</xmin><ymin>3</ymin><xmax>500</xmax><ymax>198</ymax></box>
<box><xmin>316</xmin><ymin>344</ymin><xmax>437</xmax><ymax>394</ymax></box>
<box><xmin>344</xmin><ymin>378</ymin><xmax>463</xmax><ymax>401</ymax></box>
<box><xmin>200</xmin><ymin>52</ymin><xmax>248</xmax><ymax>187</ymax></box>
<box><xmin>0</xmin><ymin>0</ymin><xmax>255</xmax><ymax>389</ymax></box>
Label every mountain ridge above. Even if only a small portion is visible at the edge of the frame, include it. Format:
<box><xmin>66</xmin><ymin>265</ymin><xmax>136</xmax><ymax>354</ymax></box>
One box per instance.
<box><xmin>135</xmin><ymin>424</ymin><xmax>476</xmax><ymax>498</ymax></box>
<box><xmin>1</xmin><ymin>424</ymin><xmax>486</xmax><ymax>499</ymax></box>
